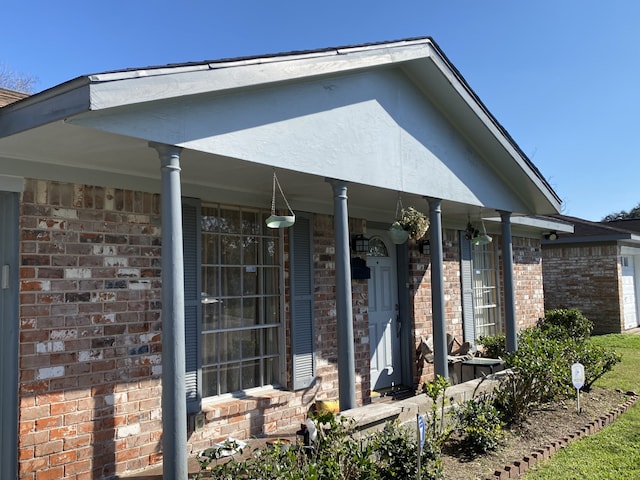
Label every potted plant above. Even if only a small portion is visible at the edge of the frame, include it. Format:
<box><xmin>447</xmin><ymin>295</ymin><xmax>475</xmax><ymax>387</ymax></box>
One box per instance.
<box><xmin>389</xmin><ymin>206</ymin><xmax>429</xmax><ymax>244</ymax></box>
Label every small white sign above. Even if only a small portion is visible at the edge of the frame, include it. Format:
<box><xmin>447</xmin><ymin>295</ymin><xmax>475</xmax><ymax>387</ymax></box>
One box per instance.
<box><xmin>417</xmin><ymin>414</ymin><xmax>425</xmax><ymax>449</ymax></box>
<box><xmin>571</xmin><ymin>362</ymin><xmax>585</xmax><ymax>390</ymax></box>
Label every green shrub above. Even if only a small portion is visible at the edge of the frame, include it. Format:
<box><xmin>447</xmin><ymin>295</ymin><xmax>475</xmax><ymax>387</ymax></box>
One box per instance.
<box><xmin>422</xmin><ymin>375</ymin><xmax>453</xmax><ymax>448</ymax></box>
<box><xmin>492</xmin><ymin>369</ymin><xmax>539</xmax><ymax>424</ymax></box>
<box><xmin>371</xmin><ymin>420</ymin><xmax>443</xmax><ymax>480</ymax></box>
<box><xmin>495</xmin><ymin>311</ymin><xmax>621</xmax><ymax>424</ymax></box>
<box><xmin>195</xmin><ymin>409</ymin><xmax>446</xmax><ymax>479</ymax></box>
<box><xmin>454</xmin><ymin>394</ymin><xmax>505</xmax><ymax>454</ymax></box>
<box><xmin>537</xmin><ymin>308</ymin><xmax>593</xmax><ymax>341</ymax></box>
<box><xmin>477</xmin><ymin>333</ymin><xmax>506</xmax><ymax>358</ymax></box>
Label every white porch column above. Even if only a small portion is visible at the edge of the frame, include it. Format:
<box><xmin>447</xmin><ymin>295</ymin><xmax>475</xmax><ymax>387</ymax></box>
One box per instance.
<box><xmin>150</xmin><ymin>142</ymin><xmax>188</xmax><ymax>480</ymax></box>
<box><xmin>327</xmin><ymin>178</ymin><xmax>357</xmax><ymax>411</ymax></box>
<box><xmin>426</xmin><ymin>197</ymin><xmax>448</xmax><ymax>379</ymax></box>
<box><xmin>499</xmin><ymin>210</ymin><xmax>517</xmax><ymax>352</ymax></box>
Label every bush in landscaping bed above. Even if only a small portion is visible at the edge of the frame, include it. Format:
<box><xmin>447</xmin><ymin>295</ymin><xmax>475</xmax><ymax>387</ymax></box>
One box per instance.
<box><xmin>194</xmin><ymin>409</ymin><xmax>445</xmax><ymax>480</ymax></box>
<box><xmin>494</xmin><ymin>309</ymin><xmax>620</xmax><ymax>425</ymax></box>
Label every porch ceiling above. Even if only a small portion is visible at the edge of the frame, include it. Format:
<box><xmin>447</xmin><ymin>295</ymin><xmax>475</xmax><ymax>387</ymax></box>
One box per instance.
<box><xmin>0</xmin><ymin>119</ymin><xmax>480</xmax><ymax>226</ymax></box>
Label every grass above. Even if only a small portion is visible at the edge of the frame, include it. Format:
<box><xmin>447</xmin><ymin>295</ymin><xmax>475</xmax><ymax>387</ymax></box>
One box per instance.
<box><xmin>523</xmin><ymin>333</ymin><xmax>640</xmax><ymax>479</ymax></box>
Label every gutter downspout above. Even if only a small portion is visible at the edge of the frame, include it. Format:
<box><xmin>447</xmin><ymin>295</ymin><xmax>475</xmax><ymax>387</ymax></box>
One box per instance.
<box><xmin>151</xmin><ymin>142</ymin><xmax>188</xmax><ymax>480</ymax></box>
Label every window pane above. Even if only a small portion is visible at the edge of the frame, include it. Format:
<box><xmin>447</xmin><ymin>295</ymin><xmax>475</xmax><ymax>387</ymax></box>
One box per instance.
<box><xmin>220</xmin><ymin>267</ymin><xmax>241</xmax><ymax>296</ymax></box>
<box><xmin>242</xmin><ymin>329</ymin><xmax>260</xmax><ymax>358</ymax></box>
<box><xmin>202</xmin><ymin>207</ymin><xmax>221</xmax><ymax>233</ymax></box>
<box><xmin>202</xmin><ymin>235</ymin><xmax>218</xmax><ymax>264</ymax></box>
<box><xmin>264</xmin><ymin>357</ymin><xmax>279</xmax><ymax>385</ymax></box>
<box><xmin>219</xmin><ymin>331</ymin><xmax>242</xmax><ymax>362</ymax></box>
<box><xmin>221</xmin><ymin>236</ymin><xmax>242</xmax><ymax>264</ymax></box>
<box><xmin>221</xmin><ymin>298</ymin><xmax>242</xmax><ymax>329</ymax></box>
<box><xmin>243</xmin><ymin>266</ymin><xmax>258</xmax><ymax>295</ymax></box>
<box><xmin>220</xmin><ymin>364</ymin><xmax>240</xmax><ymax>394</ymax></box>
<box><xmin>263</xmin><ymin>267</ymin><xmax>279</xmax><ymax>295</ymax></box>
<box><xmin>220</xmin><ymin>208</ymin><xmax>241</xmax><ymax>233</ymax></box>
<box><xmin>263</xmin><ymin>297</ymin><xmax>279</xmax><ymax>324</ymax></box>
<box><xmin>202</xmin><ymin>302</ymin><xmax>220</xmax><ymax>331</ymax></box>
<box><xmin>242</xmin><ymin>360</ymin><xmax>260</xmax><ymax>390</ymax></box>
<box><xmin>202</xmin><ymin>266</ymin><xmax>219</xmax><ymax>298</ymax></box>
<box><xmin>264</xmin><ymin>328</ymin><xmax>279</xmax><ymax>354</ymax></box>
<box><xmin>202</xmin><ymin>366</ymin><xmax>218</xmax><ymax>397</ymax></box>
<box><xmin>202</xmin><ymin>332</ymin><xmax>218</xmax><ymax>364</ymax></box>
<box><xmin>243</xmin><ymin>298</ymin><xmax>259</xmax><ymax>326</ymax></box>
<box><xmin>243</xmin><ymin>237</ymin><xmax>259</xmax><ymax>265</ymax></box>
<box><xmin>242</xmin><ymin>210</ymin><xmax>261</xmax><ymax>235</ymax></box>
<box><xmin>262</xmin><ymin>239</ymin><xmax>278</xmax><ymax>265</ymax></box>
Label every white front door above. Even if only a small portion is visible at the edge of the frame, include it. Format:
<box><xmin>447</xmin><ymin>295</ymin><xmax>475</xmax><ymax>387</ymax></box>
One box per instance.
<box><xmin>621</xmin><ymin>256</ymin><xmax>639</xmax><ymax>329</ymax></box>
<box><xmin>367</xmin><ymin>232</ymin><xmax>401</xmax><ymax>391</ymax></box>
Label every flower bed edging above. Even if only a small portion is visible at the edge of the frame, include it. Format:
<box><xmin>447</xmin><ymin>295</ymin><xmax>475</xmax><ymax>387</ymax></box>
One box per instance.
<box><xmin>485</xmin><ymin>392</ymin><xmax>639</xmax><ymax>479</ymax></box>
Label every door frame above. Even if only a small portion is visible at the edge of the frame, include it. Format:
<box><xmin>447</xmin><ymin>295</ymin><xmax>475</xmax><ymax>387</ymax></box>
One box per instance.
<box><xmin>365</xmin><ymin>228</ymin><xmax>412</xmax><ymax>391</ymax></box>
<box><xmin>621</xmin><ymin>255</ymin><xmax>640</xmax><ymax>330</ymax></box>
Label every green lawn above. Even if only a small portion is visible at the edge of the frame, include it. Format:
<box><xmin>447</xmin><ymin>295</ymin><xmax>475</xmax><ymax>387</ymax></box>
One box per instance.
<box><xmin>523</xmin><ymin>334</ymin><xmax>640</xmax><ymax>479</ymax></box>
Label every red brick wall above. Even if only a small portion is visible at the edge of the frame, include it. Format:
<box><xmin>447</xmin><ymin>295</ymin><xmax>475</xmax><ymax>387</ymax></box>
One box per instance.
<box><xmin>15</xmin><ymin>178</ymin><xmax>548</xmax><ymax>477</ymax></box>
<box><xmin>542</xmin><ymin>243</ymin><xmax>622</xmax><ymax>333</ymax></box>
<box><xmin>512</xmin><ymin>236</ymin><xmax>545</xmax><ymax>329</ymax></box>
<box><xmin>19</xmin><ymin>180</ymin><xmax>164</xmax><ymax>479</ymax></box>
<box><xmin>412</xmin><ymin>229</ymin><xmax>464</xmax><ymax>389</ymax></box>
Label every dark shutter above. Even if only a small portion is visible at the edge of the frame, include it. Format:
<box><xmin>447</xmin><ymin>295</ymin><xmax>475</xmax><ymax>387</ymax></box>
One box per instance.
<box><xmin>182</xmin><ymin>198</ymin><xmax>202</xmax><ymax>413</ymax></box>
<box><xmin>460</xmin><ymin>231</ymin><xmax>475</xmax><ymax>345</ymax></box>
<box><xmin>290</xmin><ymin>215</ymin><xmax>315</xmax><ymax>390</ymax></box>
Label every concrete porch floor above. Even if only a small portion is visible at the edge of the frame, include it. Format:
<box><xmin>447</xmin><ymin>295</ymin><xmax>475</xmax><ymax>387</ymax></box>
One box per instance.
<box><xmin>119</xmin><ymin>372</ymin><xmax>504</xmax><ymax>479</ymax></box>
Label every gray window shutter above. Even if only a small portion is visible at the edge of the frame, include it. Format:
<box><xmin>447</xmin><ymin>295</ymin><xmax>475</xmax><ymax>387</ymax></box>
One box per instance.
<box><xmin>290</xmin><ymin>215</ymin><xmax>315</xmax><ymax>390</ymax></box>
<box><xmin>460</xmin><ymin>231</ymin><xmax>475</xmax><ymax>344</ymax></box>
<box><xmin>182</xmin><ymin>198</ymin><xmax>202</xmax><ymax>413</ymax></box>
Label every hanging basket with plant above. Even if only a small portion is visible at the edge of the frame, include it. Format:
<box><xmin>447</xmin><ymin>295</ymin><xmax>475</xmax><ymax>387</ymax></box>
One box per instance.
<box><xmin>389</xmin><ymin>199</ymin><xmax>429</xmax><ymax>244</ymax></box>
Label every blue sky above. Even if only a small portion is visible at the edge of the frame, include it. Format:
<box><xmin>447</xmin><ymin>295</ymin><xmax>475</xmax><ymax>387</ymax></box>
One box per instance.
<box><xmin>3</xmin><ymin>0</ymin><xmax>638</xmax><ymax>221</ymax></box>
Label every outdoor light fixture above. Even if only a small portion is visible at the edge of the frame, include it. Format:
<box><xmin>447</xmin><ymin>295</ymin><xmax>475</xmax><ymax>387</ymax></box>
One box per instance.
<box><xmin>352</xmin><ymin>234</ymin><xmax>370</xmax><ymax>254</ymax></box>
<box><xmin>545</xmin><ymin>231</ymin><xmax>559</xmax><ymax>241</ymax></box>
<box><xmin>419</xmin><ymin>239</ymin><xmax>431</xmax><ymax>255</ymax></box>
<box><xmin>265</xmin><ymin>171</ymin><xmax>295</xmax><ymax>229</ymax></box>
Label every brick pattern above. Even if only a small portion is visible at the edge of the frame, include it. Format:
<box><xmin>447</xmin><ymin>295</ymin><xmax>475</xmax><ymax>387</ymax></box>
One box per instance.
<box><xmin>15</xmin><ymin>179</ymin><xmax>548</xmax><ymax>477</ymax></box>
<box><xmin>18</xmin><ymin>180</ymin><xmax>163</xmax><ymax>479</ymax></box>
<box><xmin>512</xmin><ymin>236</ymin><xmax>544</xmax><ymax>329</ymax></box>
<box><xmin>542</xmin><ymin>244</ymin><xmax>623</xmax><ymax>333</ymax></box>
<box><xmin>411</xmin><ymin>229</ymin><xmax>464</xmax><ymax>389</ymax></box>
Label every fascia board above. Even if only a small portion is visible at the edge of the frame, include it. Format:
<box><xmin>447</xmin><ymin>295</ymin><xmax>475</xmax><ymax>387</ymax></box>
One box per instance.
<box><xmin>0</xmin><ymin>79</ymin><xmax>91</xmax><ymax>137</ymax></box>
<box><xmin>86</xmin><ymin>42</ymin><xmax>439</xmax><ymax>110</ymax></box>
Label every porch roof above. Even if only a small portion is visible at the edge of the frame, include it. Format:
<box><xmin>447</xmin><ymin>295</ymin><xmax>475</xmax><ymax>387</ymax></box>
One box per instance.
<box><xmin>0</xmin><ymin>37</ymin><xmax>562</xmax><ymax>228</ymax></box>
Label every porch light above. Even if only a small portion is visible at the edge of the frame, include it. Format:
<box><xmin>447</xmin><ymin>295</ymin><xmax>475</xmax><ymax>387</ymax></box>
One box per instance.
<box><xmin>352</xmin><ymin>234</ymin><xmax>370</xmax><ymax>254</ymax></box>
<box><xmin>419</xmin><ymin>239</ymin><xmax>430</xmax><ymax>255</ymax></box>
<box><xmin>545</xmin><ymin>231</ymin><xmax>559</xmax><ymax>241</ymax></box>
<box><xmin>265</xmin><ymin>171</ymin><xmax>296</xmax><ymax>229</ymax></box>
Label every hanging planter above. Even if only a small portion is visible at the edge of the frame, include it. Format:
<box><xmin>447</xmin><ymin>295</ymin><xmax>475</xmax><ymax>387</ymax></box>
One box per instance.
<box><xmin>389</xmin><ymin>198</ymin><xmax>429</xmax><ymax>243</ymax></box>
<box><xmin>265</xmin><ymin>171</ymin><xmax>295</xmax><ymax>229</ymax></box>
<box><xmin>389</xmin><ymin>222</ymin><xmax>410</xmax><ymax>244</ymax></box>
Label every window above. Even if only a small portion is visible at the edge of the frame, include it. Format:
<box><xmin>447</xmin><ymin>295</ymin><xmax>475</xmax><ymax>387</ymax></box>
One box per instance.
<box><xmin>471</xmin><ymin>242</ymin><xmax>501</xmax><ymax>338</ymax></box>
<box><xmin>200</xmin><ymin>205</ymin><xmax>282</xmax><ymax>397</ymax></box>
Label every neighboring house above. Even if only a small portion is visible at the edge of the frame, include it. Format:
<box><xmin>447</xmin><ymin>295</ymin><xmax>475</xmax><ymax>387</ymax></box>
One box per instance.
<box><xmin>0</xmin><ymin>87</ymin><xmax>29</xmax><ymax>107</ymax></box>
<box><xmin>0</xmin><ymin>38</ymin><xmax>569</xmax><ymax>479</ymax></box>
<box><xmin>542</xmin><ymin>214</ymin><xmax>640</xmax><ymax>334</ymax></box>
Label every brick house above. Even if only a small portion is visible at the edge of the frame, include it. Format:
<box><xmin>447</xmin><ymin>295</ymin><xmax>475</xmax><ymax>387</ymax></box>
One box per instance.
<box><xmin>0</xmin><ymin>38</ymin><xmax>568</xmax><ymax>479</ymax></box>
<box><xmin>542</xmin><ymin>214</ymin><xmax>640</xmax><ymax>334</ymax></box>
